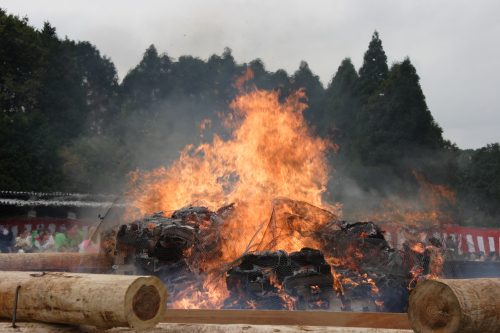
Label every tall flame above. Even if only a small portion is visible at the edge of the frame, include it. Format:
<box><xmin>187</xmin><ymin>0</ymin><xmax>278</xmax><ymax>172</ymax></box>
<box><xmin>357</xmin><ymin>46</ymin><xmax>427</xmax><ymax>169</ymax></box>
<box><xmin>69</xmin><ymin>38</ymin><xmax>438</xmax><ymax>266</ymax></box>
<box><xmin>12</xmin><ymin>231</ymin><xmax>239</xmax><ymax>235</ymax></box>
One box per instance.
<box><xmin>118</xmin><ymin>69</ymin><xmax>452</xmax><ymax>309</ymax></box>
<box><xmin>126</xmin><ymin>68</ymin><xmax>340</xmax><ymax>217</ymax></box>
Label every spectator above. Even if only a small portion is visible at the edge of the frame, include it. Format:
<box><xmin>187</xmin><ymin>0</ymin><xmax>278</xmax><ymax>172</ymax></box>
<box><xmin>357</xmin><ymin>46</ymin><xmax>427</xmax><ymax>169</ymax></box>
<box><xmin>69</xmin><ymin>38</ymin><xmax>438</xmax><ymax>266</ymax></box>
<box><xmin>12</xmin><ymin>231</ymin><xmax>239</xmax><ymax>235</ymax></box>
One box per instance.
<box><xmin>79</xmin><ymin>226</ymin><xmax>99</xmax><ymax>253</ymax></box>
<box><xmin>464</xmin><ymin>252</ymin><xmax>477</xmax><ymax>261</ymax></box>
<box><xmin>444</xmin><ymin>236</ymin><xmax>458</xmax><ymax>261</ymax></box>
<box><xmin>54</xmin><ymin>226</ymin><xmax>69</xmax><ymax>251</ymax></box>
<box><xmin>22</xmin><ymin>228</ymin><xmax>33</xmax><ymax>245</ymax></box>
<box><xmin>75</xmin><ymin>226</ymin><xmax>84</xmax><ymax>244</ymax></box>
<box><xmin>0</xmin><ymin>225</ymin><xmax>14</xmax><ymax>253</ymax></box>
<box><xmin>43</xmin><ymin>231</ymin><xmax>55</xmax><ymax>251</ymax></box>
<box><xmin>446</xmin><ymin>236</ymin><xmax>458</xmax><ymax>252</ymax></box>
<box><xmin>486</xmin><ymin>251</ymin><xmax>499</xmax><ymax>262</ymax></box>
<box><xmin>34</xmin><ymin>230</ymin><xmax>52</xmax><ymax>251</ymax></box>
<box><xmin>15</xmin><ymin>229</ymin><xmax>32</xmax><ymax>252</ymax></box>
<box><xmin>67</xmin><ymin>225</ymin><xmax>82</xmax><ymax>250</ymax></box>
<box><xmin>31</xmin><ymin>224</ymin><xmax>44</xmax><ymax>247</ymax></box>
<box><xmin>476</xmin><ymin>251</ymin><xmax>486</xmax><ymax>261</ymax></box>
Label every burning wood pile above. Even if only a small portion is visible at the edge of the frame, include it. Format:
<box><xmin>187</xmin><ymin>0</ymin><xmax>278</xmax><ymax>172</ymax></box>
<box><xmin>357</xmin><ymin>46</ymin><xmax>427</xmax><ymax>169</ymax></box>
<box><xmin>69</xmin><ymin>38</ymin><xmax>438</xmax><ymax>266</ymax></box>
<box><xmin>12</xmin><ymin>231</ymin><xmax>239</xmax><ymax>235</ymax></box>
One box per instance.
<box><xmin>85</xmin><ymin>198</ymin><xmax>449</xmax><ymax>313</ymax></box>
<box><xmin>224</xmin><ymin>248</ymin><xmax>333</xmax><ymax>310</ymax></box>
<box><xmin>115</xmin><ymin>206</ymin><xmax>222</xmax><ymax>274</ymax></box>
<box><xmin>75</xmin><ymin>73</ymin><xmax>465</xmax><ymax>313</ymax></box>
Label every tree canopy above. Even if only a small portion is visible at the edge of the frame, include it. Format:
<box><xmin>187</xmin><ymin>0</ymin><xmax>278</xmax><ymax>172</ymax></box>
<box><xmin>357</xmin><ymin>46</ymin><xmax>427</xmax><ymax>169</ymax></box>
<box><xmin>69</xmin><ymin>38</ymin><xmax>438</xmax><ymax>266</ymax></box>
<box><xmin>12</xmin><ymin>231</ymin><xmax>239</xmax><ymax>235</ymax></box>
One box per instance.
<box><xmin>1</xmin><ymin>9</ymin><xmax>497</xmax><ymax>227</ymax></box>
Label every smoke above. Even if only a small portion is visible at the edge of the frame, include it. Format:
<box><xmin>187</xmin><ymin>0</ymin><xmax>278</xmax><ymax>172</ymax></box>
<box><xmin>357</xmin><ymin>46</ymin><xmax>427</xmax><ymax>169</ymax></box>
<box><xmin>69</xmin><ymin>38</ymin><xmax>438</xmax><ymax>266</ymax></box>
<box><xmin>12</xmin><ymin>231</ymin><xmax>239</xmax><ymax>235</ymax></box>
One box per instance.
<box><xmin>62</xmin><ymin>93</ymin><xmax>231</xmax><ymax>195</ymax></box>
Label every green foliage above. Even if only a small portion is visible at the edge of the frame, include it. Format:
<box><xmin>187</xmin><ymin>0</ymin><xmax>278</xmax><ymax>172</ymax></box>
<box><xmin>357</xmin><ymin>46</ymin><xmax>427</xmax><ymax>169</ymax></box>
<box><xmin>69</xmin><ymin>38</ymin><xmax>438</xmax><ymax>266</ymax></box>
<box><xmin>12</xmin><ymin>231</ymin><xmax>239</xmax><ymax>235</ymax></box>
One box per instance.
<box><xmin>291</xmin><ymin>61</ymin><xmax>325</xmax><ymax>128</ymax></box>
<box><xmin>74</xmin><ymin>41</ymin><xmax>120</xmax><ymax>134</ymax></box>
<box><xmin>1</xmin><ymin>11</ymin><xmax>497</xmax><ymax>227</ymax></box>
<box><xmin>322</xmin><ymin>32</ymin><xmax>461</xmax><ymax>216</ymax></box>
<box><xmin>353</xmin><ymin>58</ymin><xmax>444</xmax><ymax>165</ymax></box>
<box><xmin>357</xmin><ymin>31</ymin><xmax>389</xmax><ymax>105</ymax></box>
<box><xmin>0</xmin><ymin>10</ymin><xmax>63</xmax><ymax>191</ymax></box>
<box><xmin>321</xmin><ymin>58</ymin><xmax>359</xmax><ymax>141</ymax></box>
<box><xmin>121</xmin><ymin>45</ymin><xmax>172</xmax><ymax>112</ymax></box>
<box><xmin>458</xmin><ymin>148</ymin><xmax>479</xmax><ymax>168</ymax></box>
<box><xmin>0</xmin><ymin>9</ymin><xmax>43</xmax><ymax>116</ymax></box>
<box><xmin>459</xmin><ymin>143</ymin><xmax>500</xmax><ymax>227</ymax></box>
<box><xmin>0</xmin><ymin>9</ymin><xmax>119</xmax><ymax>191</ymax></box>
<box><xmin>0</xmin><ymin>110</ymin><xmax>63</xmax><ymax>191</ymax></box>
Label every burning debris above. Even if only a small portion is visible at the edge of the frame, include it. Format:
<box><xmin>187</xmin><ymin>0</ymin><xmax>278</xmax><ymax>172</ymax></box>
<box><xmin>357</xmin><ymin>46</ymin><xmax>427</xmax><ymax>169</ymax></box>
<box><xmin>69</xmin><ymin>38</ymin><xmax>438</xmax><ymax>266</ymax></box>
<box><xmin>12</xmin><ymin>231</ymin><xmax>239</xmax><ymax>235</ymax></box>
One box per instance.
<box><xmin>94</xmin><ymin>198</ymin><xmax>449</xmax><ymax>313</ymax></box>
<box><xmin>224</xmin><ymin>248</ymin><xmax>334</xmax><ymax>310</ymax></box>
<box><xmin>115</xmin><ymin>206</ymin><xmax>222</xmax><ymax>272</ymax></box>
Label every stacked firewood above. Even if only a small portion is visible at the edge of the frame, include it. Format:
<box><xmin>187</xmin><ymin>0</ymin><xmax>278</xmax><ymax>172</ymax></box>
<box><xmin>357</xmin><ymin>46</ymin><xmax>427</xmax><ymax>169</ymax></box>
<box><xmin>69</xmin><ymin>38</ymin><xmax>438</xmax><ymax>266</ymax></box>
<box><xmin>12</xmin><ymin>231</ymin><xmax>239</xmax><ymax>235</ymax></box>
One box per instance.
<box><xmin>110</xmin><ymin>203</ymin><xmax>449</xmax><ymax>312</ymax></box>
<box><xmin>115</xmin><ymin>206</ymin><xmax>222</xmax><ymax>273</ymax></box>
<box><xmin>224</xmin><ymin>248</ymin><xmax>334</xmax><ymax>310</ymax></box>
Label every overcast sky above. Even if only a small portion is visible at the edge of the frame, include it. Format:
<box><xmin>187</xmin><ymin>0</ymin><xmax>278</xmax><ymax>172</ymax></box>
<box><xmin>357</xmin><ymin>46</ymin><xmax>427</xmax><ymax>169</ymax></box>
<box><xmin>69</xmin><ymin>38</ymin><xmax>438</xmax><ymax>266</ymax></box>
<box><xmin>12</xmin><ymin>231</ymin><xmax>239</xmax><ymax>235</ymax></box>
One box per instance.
<box><xmin>4</xmin><ymin>0</ymin><xmax>499</xmax><ymax>149</ymax></box>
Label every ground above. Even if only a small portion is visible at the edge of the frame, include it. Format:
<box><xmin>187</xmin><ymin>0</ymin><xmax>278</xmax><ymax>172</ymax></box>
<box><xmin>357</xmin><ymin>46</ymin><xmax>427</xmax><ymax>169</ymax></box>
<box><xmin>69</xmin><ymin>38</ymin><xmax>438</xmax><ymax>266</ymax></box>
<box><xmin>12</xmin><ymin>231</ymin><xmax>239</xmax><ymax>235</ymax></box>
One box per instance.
<box><xmin>0</xmin><ymin>322</ymin><xmax>414</xmax><ymax>333</ymax></box>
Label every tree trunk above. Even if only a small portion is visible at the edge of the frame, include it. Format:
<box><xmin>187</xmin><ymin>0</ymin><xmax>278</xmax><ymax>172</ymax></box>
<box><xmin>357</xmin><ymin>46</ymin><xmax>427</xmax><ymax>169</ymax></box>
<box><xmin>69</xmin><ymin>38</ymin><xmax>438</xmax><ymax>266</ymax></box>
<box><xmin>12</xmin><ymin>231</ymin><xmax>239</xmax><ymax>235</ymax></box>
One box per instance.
<box><xmin>0</xmin><ymin>253</ymin><xmax>110</xmax><ymax>272</ymax></box>
<box><xmin>0</xmin><ymin>271</ymin><xmax>167</xmax><ymax>330</ymax></box>
<box><xmin>408</xmin><ymin>278</ymin><xmax>500</xmax><ymax>333</ymax></box>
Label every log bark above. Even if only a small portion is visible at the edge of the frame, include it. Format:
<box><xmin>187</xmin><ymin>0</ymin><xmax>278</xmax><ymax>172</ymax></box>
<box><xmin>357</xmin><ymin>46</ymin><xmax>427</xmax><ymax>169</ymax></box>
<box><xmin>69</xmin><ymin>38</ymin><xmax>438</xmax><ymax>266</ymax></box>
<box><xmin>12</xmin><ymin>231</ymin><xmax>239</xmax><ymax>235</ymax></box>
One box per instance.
<box><xmin>0</xmin><ymin>271</ymin><xmax>167</xmax><ymax>330</ymax></box>
<box><xmin>0</xmin><ymin>253</ymin><xmax>111</xmax><ymax>272</ymax></box>
<box><xmin>408</xmin><ymin>278</ymin><xmax>500</xmax><ymax>333</ymax></box>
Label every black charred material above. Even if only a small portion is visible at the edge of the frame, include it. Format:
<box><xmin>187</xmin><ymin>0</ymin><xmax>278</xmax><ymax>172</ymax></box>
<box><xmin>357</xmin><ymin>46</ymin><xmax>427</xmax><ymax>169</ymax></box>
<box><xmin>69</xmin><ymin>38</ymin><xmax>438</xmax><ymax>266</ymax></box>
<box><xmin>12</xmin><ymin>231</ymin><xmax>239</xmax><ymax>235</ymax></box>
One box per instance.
<box><xmin>226</xmin><ymin>250</ymin><xmax>288</xmax><ymax>296</ymax></box>
<box><xmin>336</xmin><ymin>268</ymin><xmax>409</xmax><ymax>313</ymax></box>
<box><xmin>321</xmin><ymin>221</ymin><xmax>403</xmax><ymax>279</ymax></box>
<box><xmin>318</xmin><ymin>221</ymin><xmax>419</xmax><ymax>313</ymax></box>
<box><xmin>224</xmin><ymin>248</ymin><xmax>334</xmax><ymax>310</ymax></box>
<box><xmin>322</xmin><ymin>221</ymin><xmax>389</xmax><ymax>259</ymax></box>
<box><xmin>114</xmin><ymin>205</ymin><xmax>223</xmax><ymax>274</ymax></box>
<box><xmin>171</xmin><ymin>205</ymin><xmax>224</xmax><ymax>226</ymax></box>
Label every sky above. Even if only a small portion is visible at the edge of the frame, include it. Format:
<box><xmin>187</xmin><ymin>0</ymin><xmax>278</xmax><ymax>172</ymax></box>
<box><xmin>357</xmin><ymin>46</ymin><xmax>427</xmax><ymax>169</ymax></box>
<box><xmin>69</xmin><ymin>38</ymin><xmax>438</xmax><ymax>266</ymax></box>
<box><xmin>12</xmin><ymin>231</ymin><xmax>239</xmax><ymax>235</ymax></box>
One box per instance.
<box><xmin>4</xmin><ymin>0</ymin><xmax>500</xmax><ymax>149</ymax></box>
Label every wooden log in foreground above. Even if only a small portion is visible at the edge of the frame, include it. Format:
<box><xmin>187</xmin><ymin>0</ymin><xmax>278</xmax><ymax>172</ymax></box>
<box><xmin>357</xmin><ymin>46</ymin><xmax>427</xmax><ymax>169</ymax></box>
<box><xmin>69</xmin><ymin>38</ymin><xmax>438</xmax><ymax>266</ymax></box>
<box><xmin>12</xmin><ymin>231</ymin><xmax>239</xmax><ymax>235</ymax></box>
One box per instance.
<box><xmin>163</xmin><ymin>309</ymin><xmax>412</xmax><ymax>329</ymax></box>
<box><xmin>0</xmin><ymin>321</ymin><xmax>415</xmax><ymax>333</ymax></box>
<box><xmin>408</xmin><ymin>278</ymin><xmax>500</xmax><ymax>333</ymax></box>
<box><xmin>0</xmin><ymin>253</ymin><xmax>111</xmax><ymax>272</ymax></box>
<box><xmin>0</xmin><ymin>271</ymin><xmax>167</xmax><ymax>330</ymax></box>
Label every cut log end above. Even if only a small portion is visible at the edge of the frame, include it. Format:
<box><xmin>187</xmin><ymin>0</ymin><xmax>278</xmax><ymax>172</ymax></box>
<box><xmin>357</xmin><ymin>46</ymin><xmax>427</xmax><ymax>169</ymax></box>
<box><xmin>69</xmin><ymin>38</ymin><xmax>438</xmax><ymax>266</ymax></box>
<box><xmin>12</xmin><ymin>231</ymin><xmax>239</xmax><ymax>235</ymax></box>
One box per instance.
<box><xmin>408</xmin><ymin>280</ymin><xmax>461</xmax><ymax>333</ymax></box>
<box><xmin>124</xmin><ymin>276</ymin><xmax>167</xmax><ymax>330</ymax></box>
<box><xmin>132</xmin><ymin>285</ymin><xmax>161</xmax><ymax>321</ymax></box>
<box><xmin>408</xmin><ymin>278</ymin><xmax>500</xmax><ymax>333</ymax></box>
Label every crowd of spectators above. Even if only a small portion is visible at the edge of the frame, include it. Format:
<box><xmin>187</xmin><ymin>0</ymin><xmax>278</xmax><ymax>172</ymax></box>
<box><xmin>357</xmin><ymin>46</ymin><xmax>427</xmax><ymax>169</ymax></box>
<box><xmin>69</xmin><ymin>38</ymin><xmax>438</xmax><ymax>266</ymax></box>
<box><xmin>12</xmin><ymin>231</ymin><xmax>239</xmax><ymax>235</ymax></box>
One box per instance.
<box><xmin>460</xmin><ymin>250</ymin><xmax>500</xmax><ymax>262</ymax></box>
<box><xmin>440</xmin><ymin>235</ymin><xmax>500</xmax><ymax>262</ymax></box>
<box><xmin>0</xmin><ymin>224</ymin><xmax>97</xmax><ymax>253</ymax></box>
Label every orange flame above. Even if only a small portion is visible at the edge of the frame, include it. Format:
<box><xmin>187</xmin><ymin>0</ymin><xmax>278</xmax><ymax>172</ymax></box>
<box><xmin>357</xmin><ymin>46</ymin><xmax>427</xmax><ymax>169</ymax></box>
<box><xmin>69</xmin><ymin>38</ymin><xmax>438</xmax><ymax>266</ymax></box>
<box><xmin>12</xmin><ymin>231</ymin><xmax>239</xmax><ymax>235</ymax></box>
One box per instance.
<box><xmin>358</xmin><ymin>171</ymin><xmax>458</xmax><ymax>224</ymax></box>
<box><xmin>126</xmin><ymin>70</ymin><xmax>339</xmax><ymax>218</ymax></box>
<box><xmin>124</xmin><ymin>69</ymin><xmax>341</xmax><ymax>309</ymax></box>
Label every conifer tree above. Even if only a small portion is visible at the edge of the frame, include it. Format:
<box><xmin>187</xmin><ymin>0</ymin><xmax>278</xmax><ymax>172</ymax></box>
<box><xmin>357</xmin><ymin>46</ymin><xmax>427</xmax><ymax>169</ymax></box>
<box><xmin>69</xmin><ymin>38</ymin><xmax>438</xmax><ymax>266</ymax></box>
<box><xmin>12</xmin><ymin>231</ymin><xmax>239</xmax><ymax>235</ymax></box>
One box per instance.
<box><xmin>357</xmin><ymin>31</ymin><xmax>389</xmax><ymax>105</ymax></box>
<box><xmin>351</xmin><ymin>58</ymin><xmax>446</xmax><ymax>190</ymax></box>
<box><xmin>321</xmin><ymin>58</ymin><xmax>359</xmax><ymax>142</ymax></box>
<box><xmin>121</xmin><ymin>45</ymin><xmax>173</xmax><ymax>111</ymax></box>
<box><xmin>459</xmin><ymin>143</ymin><xmax>500</xmax><ymax>227</ymax></box>
<box><xmin>292</xmin><ymin>61</ymin><xmax>324</xmax><ymax>129</ymax></box>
